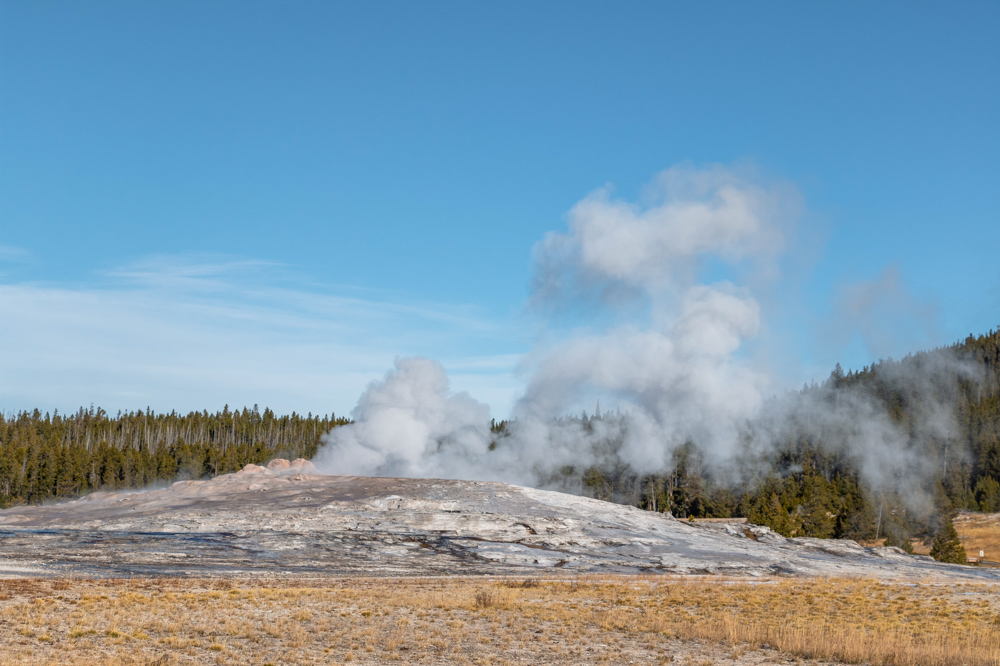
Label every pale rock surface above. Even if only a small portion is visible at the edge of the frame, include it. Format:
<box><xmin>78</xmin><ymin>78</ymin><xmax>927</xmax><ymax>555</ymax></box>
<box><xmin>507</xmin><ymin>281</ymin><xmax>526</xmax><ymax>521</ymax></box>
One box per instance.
<box><xmin>0</xmin><ymin>461</ymin><xmax>995</xmax><ymax>580</ymax></box>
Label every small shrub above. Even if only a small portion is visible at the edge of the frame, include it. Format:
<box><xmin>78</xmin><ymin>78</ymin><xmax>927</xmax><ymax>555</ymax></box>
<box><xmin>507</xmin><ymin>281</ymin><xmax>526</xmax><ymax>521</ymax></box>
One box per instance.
<box><xmin>474</xmin><ymin>588</ymin><xmax>512</xmax><ymax>609</ymax></box>
<box><xmin>502</xmin><ymin>578</ymin><xmax>540</xmax><ymax>589</ymax></box>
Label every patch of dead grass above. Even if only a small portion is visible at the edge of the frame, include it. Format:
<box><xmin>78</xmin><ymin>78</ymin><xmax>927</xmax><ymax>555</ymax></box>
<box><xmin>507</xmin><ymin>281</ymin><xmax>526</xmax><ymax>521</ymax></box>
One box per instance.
<box><xmin>0</xmin><ymin>575</ymin><xmax>996</xmax><ymax>665</ymax></box>
<box><xmin>953</xmin><ymin>512</ymin><xmax>1000</xmax><ymax>563</ymax></box>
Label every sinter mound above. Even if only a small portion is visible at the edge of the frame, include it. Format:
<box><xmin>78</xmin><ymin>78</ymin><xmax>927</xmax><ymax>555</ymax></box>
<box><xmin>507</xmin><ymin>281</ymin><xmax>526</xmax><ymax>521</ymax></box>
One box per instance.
<box><xmin>0</xmin><ymin>460</ymin><xmax>995</xmax><ymax>580</ymax></box>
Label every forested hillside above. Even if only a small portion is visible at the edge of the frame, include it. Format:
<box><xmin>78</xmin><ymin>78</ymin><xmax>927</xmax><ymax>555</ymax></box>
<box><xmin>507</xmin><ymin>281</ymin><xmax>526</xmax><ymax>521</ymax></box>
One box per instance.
<box><xmin>581</xmin><ymin>329</ymin><xmax>1000</xmax><ymax>547</ymax></box>
<box><xmin>0</xmin><ymin>406</ymin><xmax>348</xmax><ymax>507</ymax></box>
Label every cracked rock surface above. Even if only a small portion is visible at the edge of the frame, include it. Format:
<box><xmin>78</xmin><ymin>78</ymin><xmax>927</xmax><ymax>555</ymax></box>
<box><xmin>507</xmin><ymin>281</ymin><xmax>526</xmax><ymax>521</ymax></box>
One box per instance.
<box><xmin>0</xmin><ymin>462</ymin><xmax>994</xmax><ymax>580</ymax></box>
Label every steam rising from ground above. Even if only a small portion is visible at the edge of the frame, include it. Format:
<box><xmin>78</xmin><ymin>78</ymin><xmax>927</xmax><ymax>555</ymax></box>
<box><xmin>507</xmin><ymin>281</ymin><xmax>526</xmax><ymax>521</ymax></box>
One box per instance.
<box><xmin>315</xmin><ymin>165</ymin><xmax>965</xmax><ymax>504</ymax></box>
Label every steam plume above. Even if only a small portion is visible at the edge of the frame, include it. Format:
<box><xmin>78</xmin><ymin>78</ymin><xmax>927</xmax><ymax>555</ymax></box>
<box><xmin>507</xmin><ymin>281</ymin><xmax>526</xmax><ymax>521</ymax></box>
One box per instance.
<box><xmin>314</xmin><ymin>164</ymin><xmax>966</xmax><ymax>503</ymax></box>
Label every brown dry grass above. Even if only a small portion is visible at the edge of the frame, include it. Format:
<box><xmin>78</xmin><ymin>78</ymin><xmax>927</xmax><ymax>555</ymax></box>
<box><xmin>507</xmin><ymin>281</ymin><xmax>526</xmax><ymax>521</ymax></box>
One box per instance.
<box><xmin>954</xmin><ymin>512</ymin><xmax>1000</xmax><ymax>562</ymax></box>
<box><xmin>0</xmin><ymin>574</ymin><xmax>997</xmax><ymax>665</ymax></box>
<box><xmin>911</xmin><ymin>512</ymin><xmax>1000</xmax><ymax>564</ymax></box>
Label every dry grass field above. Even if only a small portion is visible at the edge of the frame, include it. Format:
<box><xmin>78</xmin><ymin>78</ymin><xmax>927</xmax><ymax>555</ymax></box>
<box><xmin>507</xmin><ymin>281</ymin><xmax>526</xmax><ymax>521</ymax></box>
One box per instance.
<box><xmin>0</xmin><ymin>575</ymin><xmax>998</xmax><ymax>666</ymax></box>
<box><xmin>910</xmin><ymin>512</ymin><xmax>1000</xmax><ymax>564</ymax></box>
<box><xmin>954</xmin><ymin>512</ymin><xmax>1000</xmax><ymax>563</ymax></box>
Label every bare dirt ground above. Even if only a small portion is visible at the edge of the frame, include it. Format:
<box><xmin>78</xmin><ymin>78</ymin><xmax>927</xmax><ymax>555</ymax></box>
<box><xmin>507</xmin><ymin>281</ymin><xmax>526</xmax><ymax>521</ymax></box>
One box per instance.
<box><xmin>2</xmin><ymin>574</ymin><xmax>998</xmax><ymax>666</ymax></box>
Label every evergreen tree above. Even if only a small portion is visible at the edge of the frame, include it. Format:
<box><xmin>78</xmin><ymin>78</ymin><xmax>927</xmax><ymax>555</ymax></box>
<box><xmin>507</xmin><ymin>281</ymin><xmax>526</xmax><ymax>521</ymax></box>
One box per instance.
<box><xmin>0</xmin><ymin>406</ymin><xmax>349</xmax><ymax>507</ymax></box>
<box><xmin>747</xmin><ymin>491</ymin><xmax>793</xmax><ymax>536</ymax></box>
<box><xmin>974</xmin><ymin>476</ymin><xmax>1000</xmax><ymax>512</ymax></box>
<box><xmin>929</xmin><ymin>516</ymin><xmax>967</xmax><ymax>564</ymax></box>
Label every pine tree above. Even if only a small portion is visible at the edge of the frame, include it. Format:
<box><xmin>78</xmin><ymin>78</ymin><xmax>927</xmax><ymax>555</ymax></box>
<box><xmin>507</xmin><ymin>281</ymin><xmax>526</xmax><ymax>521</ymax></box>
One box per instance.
<box><xmin>974</xmin><ymin>476</ymin><xmax>1000</xmax><ymax>512</ymax></box>
<box><xmin>929</xmin><ymin>516</ymin><xmax>967</xmax><ymax>564</ymax></box>
<box><xmin>0</xmin><ymin>406</ymin><xmax>348</xmax><ymax>507</ymax></box>
<box><xmin>748</xmin><ymin>491</ymin><xmax>793</xmax><ymax>537</ymax></box>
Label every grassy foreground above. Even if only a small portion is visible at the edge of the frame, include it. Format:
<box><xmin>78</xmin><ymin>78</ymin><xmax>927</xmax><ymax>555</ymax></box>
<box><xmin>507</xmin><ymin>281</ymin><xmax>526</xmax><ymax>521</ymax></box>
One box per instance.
<box><xmin>0</xmin><ymin>575</ymin><xmax>998</xmax><ymax>665</ymax></box>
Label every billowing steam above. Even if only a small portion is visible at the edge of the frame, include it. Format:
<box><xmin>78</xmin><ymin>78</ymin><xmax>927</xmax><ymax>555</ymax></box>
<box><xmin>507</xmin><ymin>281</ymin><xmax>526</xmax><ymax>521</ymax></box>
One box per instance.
<box><xmin>314</xmin><ymin>164</ymin><xmax>968</xmax><ymax>504</ymax></box>
<box><xmin>313</xmin><ymin>357</ymin><xmax>493</xmax><ymax>480</ymax></box>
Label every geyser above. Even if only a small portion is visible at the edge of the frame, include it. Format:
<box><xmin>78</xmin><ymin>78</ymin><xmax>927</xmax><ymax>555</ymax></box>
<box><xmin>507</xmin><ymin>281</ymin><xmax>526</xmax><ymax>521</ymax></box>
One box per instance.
<box><xmin>314</xmin><ymin>164</ymin><xmax>969</xmax><ymax>508</ymax></box>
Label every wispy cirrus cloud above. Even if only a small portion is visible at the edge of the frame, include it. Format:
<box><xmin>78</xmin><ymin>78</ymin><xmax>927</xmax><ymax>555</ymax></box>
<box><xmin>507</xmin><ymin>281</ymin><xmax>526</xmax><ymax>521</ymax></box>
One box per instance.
<box><xmin>0</xmin><ymin>255</ymin><xmax>524</xmax><ymax>417</ymax></box>
<box><xmin>0</xmin><ymin>244</ymin><xmax>32</xmax><ymax>263</ymax></box>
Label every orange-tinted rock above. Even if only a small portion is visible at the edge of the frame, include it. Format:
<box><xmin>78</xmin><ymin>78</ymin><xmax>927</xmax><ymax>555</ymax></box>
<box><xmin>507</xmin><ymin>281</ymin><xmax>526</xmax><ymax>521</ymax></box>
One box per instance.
<box><xmin>290</xmin><ymin>458</ymin><xmax>317</xmax><ymax>472</ymax></box>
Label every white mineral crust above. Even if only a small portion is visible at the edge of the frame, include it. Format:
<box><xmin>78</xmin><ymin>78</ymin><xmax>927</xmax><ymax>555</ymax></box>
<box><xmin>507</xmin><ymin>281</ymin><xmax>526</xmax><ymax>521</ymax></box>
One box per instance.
<box><xmin>0</xmin><ymin>460</ymin><xmax>993</xmax><ymax>580</ymax></box>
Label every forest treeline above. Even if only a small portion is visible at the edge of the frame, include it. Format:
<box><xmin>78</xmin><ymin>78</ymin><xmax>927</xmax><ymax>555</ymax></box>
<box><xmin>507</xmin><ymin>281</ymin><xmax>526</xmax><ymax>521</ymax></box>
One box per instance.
<box><xmin>577</xmin><ymin>328</ymin><xmax>1000</xmax><ymax>549</ymax></box>
<box><xmin>0</xmin><ymin>405</ymin><xmax>349</xmax><ymax>507</ymax></box>
<box><xmin>4</xmin><ymin>329</ymin><xmax>1000</xmax><ymax>554</ymax></box>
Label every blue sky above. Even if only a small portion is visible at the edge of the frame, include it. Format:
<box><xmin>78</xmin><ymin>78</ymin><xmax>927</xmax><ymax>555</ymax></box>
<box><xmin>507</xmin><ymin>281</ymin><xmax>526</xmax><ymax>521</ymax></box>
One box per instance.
<box><xmin>1</xmin><ymin>1</ymin><xmax>998</xmax><ymax>417</ymax></box>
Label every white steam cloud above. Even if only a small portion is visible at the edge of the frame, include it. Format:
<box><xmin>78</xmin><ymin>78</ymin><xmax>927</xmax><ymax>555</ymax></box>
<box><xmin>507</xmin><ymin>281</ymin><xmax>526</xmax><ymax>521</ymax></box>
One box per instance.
<box><xmin>317</xmin><ymin>357</ymin><xmax>492</xmax><ymax>479</ymax></box>
<box><xmin>314</xmin><ymin>164</ymin><xmax>965</xmax><ymax>503</ymax></box>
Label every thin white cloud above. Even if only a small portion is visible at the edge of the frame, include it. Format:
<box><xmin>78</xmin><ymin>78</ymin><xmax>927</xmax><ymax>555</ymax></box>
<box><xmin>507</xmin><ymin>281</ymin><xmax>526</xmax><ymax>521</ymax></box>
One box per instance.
<box><xmin>103</xmin><ymin>254</ymin><xmax>281</xmax><ymax>292</ymax></box>
<box><xmin>0</xmin><ymin>256</ymin><xmax>524</xmax><ymax>417</ymax></box>
<box><xmin>0</xmin><ymin>244</ymin><xmax>32</xmax><ymax>263</ymax></box>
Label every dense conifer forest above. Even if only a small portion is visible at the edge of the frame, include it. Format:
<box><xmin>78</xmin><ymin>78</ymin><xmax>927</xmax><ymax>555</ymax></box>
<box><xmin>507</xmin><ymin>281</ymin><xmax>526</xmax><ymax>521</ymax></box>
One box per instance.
<box><xmin>3</xmin><ymin>330</ymin><xmax>999</xmax><ymax>552</ymax></box>
<box><xmin>0</xmin><ymin>406</ymin><xmax>348</xmax><ymax>507</ymax></box>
